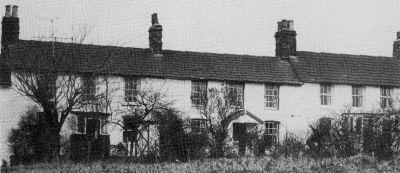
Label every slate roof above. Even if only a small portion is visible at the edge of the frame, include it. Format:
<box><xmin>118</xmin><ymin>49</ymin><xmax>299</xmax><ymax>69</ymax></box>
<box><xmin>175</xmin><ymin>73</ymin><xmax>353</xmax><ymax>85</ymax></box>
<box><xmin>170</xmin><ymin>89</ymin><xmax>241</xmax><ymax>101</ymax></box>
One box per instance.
<box><xmin>3</xmin><ymin>40</ymin><xmax>302</xmax><ymax>85</ymax></box>
<box><xmin>4</xmin><ymin>40</ymin><xmax>400</xmax><ymax>87</ymax></box>
<box><xmin>291</xmin><ymin>51</ymin><xmax>400</xmax><ymax>86</ymax></box>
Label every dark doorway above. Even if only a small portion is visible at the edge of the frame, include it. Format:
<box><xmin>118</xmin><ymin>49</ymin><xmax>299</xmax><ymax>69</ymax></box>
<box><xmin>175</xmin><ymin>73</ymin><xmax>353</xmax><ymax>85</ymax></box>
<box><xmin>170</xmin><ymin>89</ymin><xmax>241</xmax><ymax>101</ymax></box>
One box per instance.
<box><xmin>233</xmin><ymin>123</ymin><xmax>257</xmax><ymax>156</ymax></box>
<box><xmin>86</xmin><ymin>118</ymin><xmax>100</xmax><ymax>140</ymax></box>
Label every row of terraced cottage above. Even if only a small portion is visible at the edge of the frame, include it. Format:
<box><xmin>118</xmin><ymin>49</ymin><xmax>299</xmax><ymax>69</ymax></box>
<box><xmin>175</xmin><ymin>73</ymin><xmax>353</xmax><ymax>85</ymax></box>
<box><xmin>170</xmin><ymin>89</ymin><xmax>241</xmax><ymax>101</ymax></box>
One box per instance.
<box><xmin>2</xmin><ymin>5</ymin><xmax>400</xmax><ymax>161</ymax></box>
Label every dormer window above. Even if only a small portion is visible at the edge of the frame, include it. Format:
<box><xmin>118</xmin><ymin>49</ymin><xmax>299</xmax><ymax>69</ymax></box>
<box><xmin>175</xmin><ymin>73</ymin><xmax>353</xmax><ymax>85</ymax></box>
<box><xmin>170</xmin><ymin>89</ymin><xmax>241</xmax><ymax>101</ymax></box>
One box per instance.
<box><xmin>125</xmin><ymin>77</ymin><xmax>140</xmax><ymax>102</ymax></box>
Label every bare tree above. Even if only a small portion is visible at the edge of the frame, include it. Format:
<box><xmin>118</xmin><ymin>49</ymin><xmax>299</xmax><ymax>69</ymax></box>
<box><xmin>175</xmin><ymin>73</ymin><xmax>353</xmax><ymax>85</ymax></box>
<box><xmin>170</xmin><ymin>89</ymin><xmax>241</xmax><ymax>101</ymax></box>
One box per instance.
<box><xmin>192</xmin><ymin>84</ymin><xmax>243</xmax><ymax>158</ymax></box>
<box><xmin>111</xmin><ymin>80</ymin><xmax>173</xmax><ymax>157</ymax></box>
<box><xmin>4</xmin><ymin>28</ymin><xmax>114</xmax><ymax>161</ymax></box>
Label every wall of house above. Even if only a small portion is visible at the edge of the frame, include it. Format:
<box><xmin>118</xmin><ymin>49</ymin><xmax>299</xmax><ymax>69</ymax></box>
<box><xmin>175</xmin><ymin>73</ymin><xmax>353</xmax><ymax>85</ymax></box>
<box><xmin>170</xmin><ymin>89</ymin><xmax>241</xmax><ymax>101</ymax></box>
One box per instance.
<box><xmin>2</xmin><ymin>74</ymin><xmax>400</xmax><ymax>161</ymax></box>
<box><xmin>0</xmin><ymin>83</ymin><xmax>36</xmax><ymax>163</ymax></box>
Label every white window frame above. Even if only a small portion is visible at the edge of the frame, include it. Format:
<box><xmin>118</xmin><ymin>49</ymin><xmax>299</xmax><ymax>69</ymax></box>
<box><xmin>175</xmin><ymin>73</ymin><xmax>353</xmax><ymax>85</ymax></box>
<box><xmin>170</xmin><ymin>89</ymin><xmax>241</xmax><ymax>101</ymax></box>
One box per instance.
<box><xmin>227</xmin><ymin>82</ymin><xmax>244</xmax><ymax>107</ymax></box>
<box><xmin>265</xmin><ymin>84</ymin><xmax>279</xmax><ymax>109</ymax></box>
<box><xmin>191</xmin><ymin>81</ymin><xmax>207</xmax><ymax>107</ymax></box>
<box><xmin>320</xmin><ymin>84</ymin><xmax>332</xmax><ymax>106</ymax></box>
<box><xmin>190</xmin><ymin>119</ymin><xmax>207</xmax><ymax>133</ymax></box>
<box><xmin>380</xmin><ymin>86</ymin><xmax>393</xmax><ymax>109</ymax></box>
<box><xmin>125</xmin><ymin>77</ymin><xmax>140</xmax><ymax>102</ymax></box>
<box><xmin>352</xmin><ymin>86</ymin><xmax>364</xmax><ymax>108</ymax></box>
<box><xmin>265</xmin><ymin>121</ymin><xmax>280</xmax><ymax>145</ymax></box>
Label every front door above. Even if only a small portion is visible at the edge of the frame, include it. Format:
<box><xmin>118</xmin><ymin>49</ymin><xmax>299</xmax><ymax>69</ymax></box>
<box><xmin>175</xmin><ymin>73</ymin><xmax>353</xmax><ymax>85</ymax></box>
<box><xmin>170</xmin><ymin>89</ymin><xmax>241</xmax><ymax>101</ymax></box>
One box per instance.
<box><xmin>86</xmin><ymin>118</ymin><xmax>100</xmax><ymax>140</ymax></box>
<box><xmin>233</xmin><ymin>123</ymin><xmax>257</xmax><ymax>156</ymax></box>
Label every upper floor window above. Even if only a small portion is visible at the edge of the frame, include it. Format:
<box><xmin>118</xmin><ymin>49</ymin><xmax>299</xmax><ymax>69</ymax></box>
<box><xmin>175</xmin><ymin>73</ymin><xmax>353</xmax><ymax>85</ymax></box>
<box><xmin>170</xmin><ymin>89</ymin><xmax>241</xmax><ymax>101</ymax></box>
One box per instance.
<box><xmin>380</xmin><ymin>86</ymin><xmax>393</xmax><ymax>109</ymax></box>
<box><xmin>265</xmin><ymin>85</ymin><xmax>279</xmax><ymax>109</ymax></box>
<box><xmin>191</xmin><ymin>81</ymin><xmax>207</xmax><ymax>106</ymax></box>
<box><xmin>82</xmin><ymin>76</ymin><xmax>96</xmax><ymax>101</ymax></box>
<box><xmin>125</xmin><ymin>77</ymin><xmax>140</xmax><ymax>102</ymax></box>
<box><xmin>38</xmin><ymin>73</ymin><xmax>57</xmax><ymax>99</ymax></box>
<box><xmin>320</xmin><ymin>84</ymin><xmax>332</xmax><ymax>105</ymax></box>
<box><xmin>227</xmin><ymin>82</ymin><xmax>244</xmax><ymax>107</ymax></box>
<box><xmin>190</xmin><ymin>119</ymin><xmax>207</xmax><ymax>133</ymax></box>
<box><xmin>352</xmin><ymin>86</ymin><xmax>364</xmax><ymax>107</ymax></box>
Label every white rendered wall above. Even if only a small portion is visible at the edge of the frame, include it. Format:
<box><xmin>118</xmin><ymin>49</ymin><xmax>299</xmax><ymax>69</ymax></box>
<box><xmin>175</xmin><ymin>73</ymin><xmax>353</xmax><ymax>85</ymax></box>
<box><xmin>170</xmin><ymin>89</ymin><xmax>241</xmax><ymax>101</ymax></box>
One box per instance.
<box><xmin>2</xmin><ymin>74</ymin><xmax>400</xmax><ymax>161</ymax></box>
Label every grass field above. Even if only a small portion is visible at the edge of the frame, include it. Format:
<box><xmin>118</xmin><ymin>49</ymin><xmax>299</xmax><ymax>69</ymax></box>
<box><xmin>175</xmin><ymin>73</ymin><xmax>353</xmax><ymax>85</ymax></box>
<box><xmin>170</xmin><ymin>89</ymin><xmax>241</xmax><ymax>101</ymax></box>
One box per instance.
<box><xmin>2</xmin><ymin>155</ymin><xmax>399</xmax><ymax>173</ymax></box>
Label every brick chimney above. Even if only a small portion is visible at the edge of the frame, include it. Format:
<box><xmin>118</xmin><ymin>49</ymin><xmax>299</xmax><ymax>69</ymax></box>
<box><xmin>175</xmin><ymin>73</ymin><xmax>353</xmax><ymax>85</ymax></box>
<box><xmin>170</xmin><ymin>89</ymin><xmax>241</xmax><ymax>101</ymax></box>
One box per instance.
<box><xmin>393</xmin><ymin>32</ymin><xmax>400</xmax><ymax>59</ymax></box>
<box><xmin>1</xmin><ymin>5</ymin><xmax>19</xmax><ymax>49</ymax></box>
<box><xmin>148</xmin><ymin>13</ymin><xmax>163</xmax><ymax>55</ymax></box>
<box><xmin>274</xmin><ymin>19</ymin><xmax>296</xmax><ymax>58</ymax></box>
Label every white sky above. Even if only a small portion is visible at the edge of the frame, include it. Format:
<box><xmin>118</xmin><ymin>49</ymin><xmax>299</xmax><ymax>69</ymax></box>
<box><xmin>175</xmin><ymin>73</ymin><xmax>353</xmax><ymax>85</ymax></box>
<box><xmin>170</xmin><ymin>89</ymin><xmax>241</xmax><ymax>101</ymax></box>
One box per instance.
<box><xmin>1</xmin><ymin>0</ymin><xmax>400</xmax><ymax>57</ymax></box>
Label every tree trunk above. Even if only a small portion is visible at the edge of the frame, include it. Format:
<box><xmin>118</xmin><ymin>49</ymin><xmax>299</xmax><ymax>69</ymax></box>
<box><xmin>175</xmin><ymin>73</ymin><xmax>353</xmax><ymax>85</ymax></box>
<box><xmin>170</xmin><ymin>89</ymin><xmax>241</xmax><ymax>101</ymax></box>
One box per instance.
<box><xmin>41</xmin><ymin>126</ymin><xmax>61</xmax><ymax>162</ymax></box>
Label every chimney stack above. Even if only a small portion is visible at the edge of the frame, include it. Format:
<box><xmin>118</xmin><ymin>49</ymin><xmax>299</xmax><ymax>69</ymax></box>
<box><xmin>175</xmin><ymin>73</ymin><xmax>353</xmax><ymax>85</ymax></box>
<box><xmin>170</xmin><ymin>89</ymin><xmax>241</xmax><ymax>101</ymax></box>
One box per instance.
<box><xmin>394</xmin><ymin>32</ymin><xmax>400</xmax><ymax>59</ymax></box>
<box><xmin>275</xmin><ymin>19</ymin><xmax>296</xmax><ymax>58</ymax></box>
<box><xmin>2</xmin><ymin>5</ymin><xmax>20</xmax><ymax>49</ymax></box>
<box><xmin>149</xmin><ymin>13</ymin><xmax>163</xmax><ymax>55</ymax></box>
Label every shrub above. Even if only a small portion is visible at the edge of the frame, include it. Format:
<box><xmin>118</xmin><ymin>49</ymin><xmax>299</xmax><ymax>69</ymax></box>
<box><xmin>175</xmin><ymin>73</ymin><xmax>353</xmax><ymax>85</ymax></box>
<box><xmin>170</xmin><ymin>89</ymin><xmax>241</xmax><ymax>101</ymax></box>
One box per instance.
<box><xmin>156</xmin><ymin>109</ymin><xmax>188</xmax><ymax>161</ymax></box>
<box><xmin>8</xmin><ymin>106</ymin><xmax>44</xmax><ymax>165</ymax></box>
<box><xmin>271</xmin><ymin>133</ymin><xmax>306</xmax><ymax>159</ymax></box>
<box><xmin>306</xmin><ymin>117</ymin><xmax>334</xmax><ymax>158</ymax></box>
<box><xmin>330</xmin><ymin>116</ymin><xmax>362</xmax><ymax>158</ymax></box>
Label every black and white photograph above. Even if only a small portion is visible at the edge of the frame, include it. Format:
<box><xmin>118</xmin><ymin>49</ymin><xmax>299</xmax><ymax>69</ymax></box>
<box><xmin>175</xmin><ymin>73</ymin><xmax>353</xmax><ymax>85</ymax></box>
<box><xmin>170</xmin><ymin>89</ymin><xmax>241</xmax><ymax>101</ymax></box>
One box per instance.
<box><xmin>1</xmin><ymin>0</ymin><xmax>400</xmax><ymax>172</ymax></box>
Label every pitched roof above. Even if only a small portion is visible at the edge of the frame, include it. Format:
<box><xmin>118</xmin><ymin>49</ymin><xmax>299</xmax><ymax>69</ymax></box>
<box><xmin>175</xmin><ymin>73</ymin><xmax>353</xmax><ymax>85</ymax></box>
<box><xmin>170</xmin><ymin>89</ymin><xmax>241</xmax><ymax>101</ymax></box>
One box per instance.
<box><xmin>291</xmin><ymin>51</ymin><xmax>400</xmax><ymax>86</ymax></box>
<box><xmin>4</xmin><ymin>40</ymin><xmax>400</xmax><ymax>87</ymax></box>
<box><xmin>4</xmin><ymin>40</ymin><xmax>302</xmax><ymax>85</ymax></box>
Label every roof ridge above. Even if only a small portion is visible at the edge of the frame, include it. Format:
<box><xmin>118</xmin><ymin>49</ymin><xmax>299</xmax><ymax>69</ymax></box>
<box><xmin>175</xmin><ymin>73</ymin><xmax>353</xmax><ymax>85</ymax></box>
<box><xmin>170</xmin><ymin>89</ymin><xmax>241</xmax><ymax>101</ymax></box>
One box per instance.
<box><xmin>297</xmin><ymin>51</ymin><xmax>392</xmax><ymax>59</ymax></box>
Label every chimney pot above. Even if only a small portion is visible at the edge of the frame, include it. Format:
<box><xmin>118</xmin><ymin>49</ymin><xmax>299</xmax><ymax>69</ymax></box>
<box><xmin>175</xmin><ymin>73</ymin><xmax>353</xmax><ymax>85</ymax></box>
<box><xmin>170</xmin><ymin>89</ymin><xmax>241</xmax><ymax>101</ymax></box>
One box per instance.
<box><xmin>11</xmin><ymin>6</ymin><xmax>18</xmax><ymax>18</ymax></box>
<box><xmin>151</xmin><ymin>13</ymin><xmax>158</xmax><ymax>25</ymax></box>
<box><xmin>288</xmin><ymin>20</ymin><xmax>294</xmax><ymax>30</ymax></box>
<box><xmin>5</xmin><ymin>5</ymin><xmax>11</xmax><ymax>17</ymax></box>
<box><xmin>397</xmin><ymin>32</ymin><xmax>400</xmax><ymax>40</ymax></box>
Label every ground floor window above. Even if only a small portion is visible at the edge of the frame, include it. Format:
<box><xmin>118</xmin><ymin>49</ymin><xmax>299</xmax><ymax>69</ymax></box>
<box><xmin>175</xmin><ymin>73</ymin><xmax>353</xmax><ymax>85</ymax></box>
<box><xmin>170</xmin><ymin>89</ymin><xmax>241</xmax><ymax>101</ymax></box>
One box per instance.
<box><xmin>265</xmin><ymin>121</ymin><xmax>280</xmax><ymax>145</ymax></box>
<box><xmin>190</xmin><ymin>119</ymin><xmax>207</xmax><ymax>133</ymax></box>
<box><xmin>72</xmin><ymin>112</ymin><xmax>109</xmax><ymax>136</ymax></box>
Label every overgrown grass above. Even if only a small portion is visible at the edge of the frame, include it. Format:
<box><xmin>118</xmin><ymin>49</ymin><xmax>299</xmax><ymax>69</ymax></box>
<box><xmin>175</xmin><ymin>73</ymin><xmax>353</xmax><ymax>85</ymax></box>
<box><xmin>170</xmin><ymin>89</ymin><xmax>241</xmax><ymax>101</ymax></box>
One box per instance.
<box><xmin>3</xmin><ymin>155</ymin><xmax>400</xmax><ymax>173</ymax></box>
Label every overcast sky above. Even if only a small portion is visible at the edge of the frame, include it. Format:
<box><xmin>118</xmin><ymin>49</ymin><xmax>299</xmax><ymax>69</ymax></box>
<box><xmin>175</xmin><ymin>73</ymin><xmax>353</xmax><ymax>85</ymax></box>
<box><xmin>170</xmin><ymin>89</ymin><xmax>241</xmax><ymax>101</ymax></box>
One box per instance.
<box><xmin>1</xmin><ymin>0</ymin><xmax>400</xmax><ymax>57</ymax></box>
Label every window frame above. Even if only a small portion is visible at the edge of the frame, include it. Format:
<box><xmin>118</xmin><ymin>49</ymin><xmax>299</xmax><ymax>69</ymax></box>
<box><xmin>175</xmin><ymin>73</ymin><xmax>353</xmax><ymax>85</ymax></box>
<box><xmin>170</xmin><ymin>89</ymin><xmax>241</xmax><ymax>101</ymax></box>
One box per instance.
<box><xmin>265</xmin><ymin>84</ymin><xmax>279</xmax><ymax>109</ymax></box>
<box><xmin>191</xmin><ymin>80</ymin><xmax>207</xmax><ymax>107</ymax></box>
<box><xmin>352</xmin><ymin>86</ymin><xmax>364</xmax><ymax>108</ymax></box>
<box><xmin>82</xmin><ymin>75</ymin><xmax>96</xmax><ymax>101</ymax></box>
<box><xmin>264</xmin><ymin>121</ymin><xmax>280</xmax><ymax>145</ymax></box>
<box><xmin>320</xmin><ymin>84</ymin><xmax>332</xmax><ymax>106</ymax></box>
<box><xmin>124</xmin><ymin>77</ymin><xmax>140</xmax><ymax>103</ymax></box>
<box><xmin>190</xmin><ymin>118</ymin><xmax>207</xmax><ymax>134</ymax></box>
<box><xmin>380</xmin><ymin>86</ymin><xmax>393</xmax><ymax>109</ymax></box>
<box><xmin>226</xmin><ymin>82</ymin><xmax>244</xmax><ymax>108</ymax></box>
